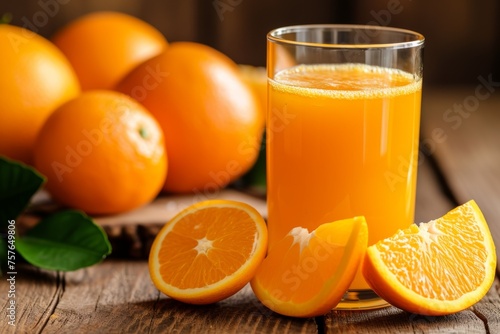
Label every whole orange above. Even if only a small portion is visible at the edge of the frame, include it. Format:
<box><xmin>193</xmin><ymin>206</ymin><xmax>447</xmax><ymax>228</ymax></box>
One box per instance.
<box><xmin>33</xmin><ymin>90</ymin><xmax>167</xmax><ymax>215</ymax></box>
<box><xmin>116</xmin><ymin>42</ymin><xmax>264</xmax><ymax>194</ymax></box>
<box><xmin>0</xmin><ymin>24</ymin><xmax>80</xmax><ymax>164</ymax></box>
<box><xmin>52</xmin><ymin>11</ymin><xmax>168</xmax><ymax>90</ymax></box>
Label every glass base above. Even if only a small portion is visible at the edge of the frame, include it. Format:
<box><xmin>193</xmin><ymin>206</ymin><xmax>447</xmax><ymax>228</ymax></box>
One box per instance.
<box><xmin>335</xmin><ymin>289</ymin><xmax>390</xmax><ymax>310</ymax></box>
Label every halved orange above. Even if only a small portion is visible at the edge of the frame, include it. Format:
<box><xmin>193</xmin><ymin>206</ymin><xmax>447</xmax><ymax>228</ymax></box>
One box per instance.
<box><xmin>363</xmin><ymin>200</ymin><xmax>497</xmax><ymax>316</ymax></box>
<box><xmin>149</xmin><ymin>199</ymin><xmax>267</xmax><ymax>304</ymax></box>
<box><xmin>250</xmin><ymin>217</ymin><xmax>368</xmax><ymax>317</ymax></box>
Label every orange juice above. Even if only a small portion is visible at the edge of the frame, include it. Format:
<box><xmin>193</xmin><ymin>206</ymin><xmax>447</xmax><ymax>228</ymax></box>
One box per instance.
<box><xmin>267</xmin><ymin>64</ymin><xmax>422</xmax><ymax>289</ymax></box>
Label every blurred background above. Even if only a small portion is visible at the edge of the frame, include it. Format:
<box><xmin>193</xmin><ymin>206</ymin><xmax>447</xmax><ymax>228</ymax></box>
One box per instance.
<box><xmin>1</xmin><ymin>0</ymin><xmax>499</xmax><ymax>86</ymax></box>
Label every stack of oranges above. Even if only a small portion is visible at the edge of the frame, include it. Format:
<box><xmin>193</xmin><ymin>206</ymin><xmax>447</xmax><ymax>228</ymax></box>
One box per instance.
<box><xmin>0</xmin><ymin>11</ymin><xmax>264</xmax><ymax>215</ymax></box>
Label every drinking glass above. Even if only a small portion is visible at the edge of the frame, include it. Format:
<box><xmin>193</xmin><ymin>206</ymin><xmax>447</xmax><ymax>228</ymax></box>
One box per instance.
<box><xmin>266</xmin><ymin>24</ymin><xmax>424</xmax><ymax>310</ymax></box>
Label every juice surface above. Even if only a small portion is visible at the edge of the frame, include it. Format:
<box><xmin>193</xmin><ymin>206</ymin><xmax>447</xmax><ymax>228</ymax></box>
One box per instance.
<box><xmin>267</xmin><ymin>64</ymin><xmax>422</xmax><ymax>289</ymax></box>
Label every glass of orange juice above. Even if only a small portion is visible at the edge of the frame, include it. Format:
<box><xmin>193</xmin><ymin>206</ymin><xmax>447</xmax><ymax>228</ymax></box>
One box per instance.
<box><xmin>266</xmin><ymin>25</ymin><xmax>424</xmax><ymax>310</ymax></box>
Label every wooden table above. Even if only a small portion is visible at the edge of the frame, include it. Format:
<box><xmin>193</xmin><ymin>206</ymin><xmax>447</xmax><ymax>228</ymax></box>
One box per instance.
<box><xmin>2</xmin><ymin>86</ymin><xmax>500</xmax><ymax>333</ymax></box>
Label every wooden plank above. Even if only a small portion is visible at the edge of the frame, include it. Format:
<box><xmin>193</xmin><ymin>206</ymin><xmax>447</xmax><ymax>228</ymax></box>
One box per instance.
<box><xmin>0</xmin><ymin>260</ymin><xmax>317</xmax><ymax>333</ymax></box>
<box><xmin>0</xmin><ymin>266</ymin><xmax>62</xmax><ymax>333</ymax></box>
<box><xmin>325</xmin><ymin>304</ymin><xmax>487</xmax><ymax>334</ymax></box>
<box><xmin>471</xmin><ymin>280</ymin><xmax>500</xmax><ymax>334</ymax></box>
<box><xmin>2</xmin><ymin>263</ymin><xmax>498</xmax><ymax>333</ymax></box>
<box><xmin>43</xmin><ymin>260</ymin><xmax>159</xmax><ymax>333</ymax></box>
<box><xmin>148</xmin><ymin>285</ymin><xmax>316</xmax><ymax>334</ymax></box>
<box><xmin>420</xmin><ymin>86</ymin><xmax>500</xmax><ymax>270</ymax></box>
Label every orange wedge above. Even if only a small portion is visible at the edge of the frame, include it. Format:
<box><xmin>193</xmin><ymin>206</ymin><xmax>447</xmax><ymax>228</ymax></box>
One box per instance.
<box><xmin>250</xmin><ymin>217</ymin><xmax>368</xmax><ymax>317</ymax></box>
<box><xmin>149</xmin><ymin>199</ymin><xmax>268</xmax><ymax>304</ymax></box>
<box><xmin>363</xmin><ymin>200</ymin><xmax>497</xmax><ymax>315</ymax></box>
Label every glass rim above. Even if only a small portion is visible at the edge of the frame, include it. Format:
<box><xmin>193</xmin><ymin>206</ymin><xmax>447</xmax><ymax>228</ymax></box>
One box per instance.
<box><xmin>268</xmin><ymin>24</ymin><xmax>425</xmax><ymax>49</ymax></box>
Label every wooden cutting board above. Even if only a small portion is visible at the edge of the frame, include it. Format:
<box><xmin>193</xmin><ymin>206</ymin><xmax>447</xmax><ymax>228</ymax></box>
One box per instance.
<box><xmin>20</xmin><ymin>189</ymin><xmax>267</xmax><ymax>259</ymax></box>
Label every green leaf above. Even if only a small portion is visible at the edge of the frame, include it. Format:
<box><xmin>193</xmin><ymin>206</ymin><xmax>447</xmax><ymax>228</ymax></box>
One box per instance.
<box><xmin>16</xmin><ymin>211</ymin><xmax>112</xmax><ymax>271</ymax></box>
<box><xmin>0</xmin><ymin>156</ymin><xmax>46</xmax><ymax>230</ymax></box>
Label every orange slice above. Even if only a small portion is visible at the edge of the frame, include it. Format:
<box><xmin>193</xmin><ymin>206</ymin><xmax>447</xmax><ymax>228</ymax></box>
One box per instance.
<box><xmin>250</xmin><ymin>217</ymin><xmax>368</xmax><ymax>317</ymax></box>
<box><xmin>363</xmin><ymin>200</ymin><xmax>497</xmax><ymax>315</ymax></box>
<box><xmin>148</xmin><ymin>199</ymin><xmax>268</xmax><ymax>304</ymax></box>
